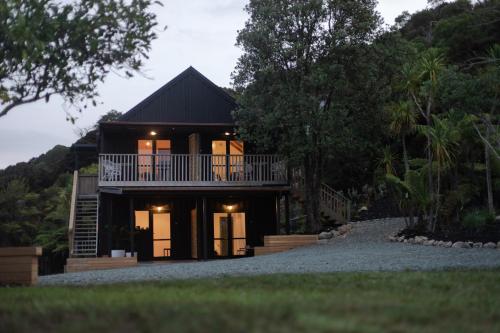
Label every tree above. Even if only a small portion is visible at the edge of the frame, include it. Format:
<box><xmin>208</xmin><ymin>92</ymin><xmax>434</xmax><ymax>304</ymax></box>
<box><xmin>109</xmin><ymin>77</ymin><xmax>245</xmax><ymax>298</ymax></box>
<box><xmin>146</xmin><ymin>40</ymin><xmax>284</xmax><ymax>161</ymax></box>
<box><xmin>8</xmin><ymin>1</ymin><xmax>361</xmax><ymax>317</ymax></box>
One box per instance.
<box><xmin>0</xmin><ymin>0</ymin><xmax>162</xmax><ymax>119</ymax></box>
<box><xmin>233</xmin><ymin>0</ymin><xmax>381</xmax><ymax>232</ymax></box>
<box><xmin>403</xmin><ymin>48</ymin><xmax>445</xmax><ymax>230</ymax></box>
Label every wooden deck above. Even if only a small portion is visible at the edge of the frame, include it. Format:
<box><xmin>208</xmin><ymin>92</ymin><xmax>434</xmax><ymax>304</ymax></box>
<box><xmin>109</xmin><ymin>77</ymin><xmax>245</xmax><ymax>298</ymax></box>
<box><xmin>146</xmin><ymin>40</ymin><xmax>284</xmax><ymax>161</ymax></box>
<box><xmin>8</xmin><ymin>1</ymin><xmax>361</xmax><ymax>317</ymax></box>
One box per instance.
<box><xmin>65</xmin><ymin>257</ymin><xmax>138</xmax><ymax>273</ymax></box>
<box><xmin>254</xmin><ymin>235</ymin><xmax>319</xmax><ymax>256</ymax></box>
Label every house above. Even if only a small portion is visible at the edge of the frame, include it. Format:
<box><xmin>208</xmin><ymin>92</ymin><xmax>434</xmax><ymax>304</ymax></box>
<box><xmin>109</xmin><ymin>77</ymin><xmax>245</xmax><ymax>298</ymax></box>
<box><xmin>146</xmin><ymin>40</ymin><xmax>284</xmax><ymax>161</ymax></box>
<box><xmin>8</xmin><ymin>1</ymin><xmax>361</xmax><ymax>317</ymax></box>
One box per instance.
<box><xmin>67</xmin><ymin>67</ymin><xmax>350</xmax><ymax>270</ymax></box>
<box><xmin>69</xmin><ymin>67</ymin><xmax>291</xmax><ymax>262</ymax></box>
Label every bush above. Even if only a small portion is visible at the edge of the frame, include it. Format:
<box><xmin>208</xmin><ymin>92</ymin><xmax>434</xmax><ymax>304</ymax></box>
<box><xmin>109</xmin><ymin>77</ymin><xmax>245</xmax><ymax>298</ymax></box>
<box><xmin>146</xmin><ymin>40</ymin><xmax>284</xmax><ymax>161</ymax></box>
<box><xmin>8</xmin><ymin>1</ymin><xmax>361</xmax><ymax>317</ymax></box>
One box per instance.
<box><xmin>462</xmin><ymin>210</ymin><xmax>495</xmax><ymax>230</ymax></box>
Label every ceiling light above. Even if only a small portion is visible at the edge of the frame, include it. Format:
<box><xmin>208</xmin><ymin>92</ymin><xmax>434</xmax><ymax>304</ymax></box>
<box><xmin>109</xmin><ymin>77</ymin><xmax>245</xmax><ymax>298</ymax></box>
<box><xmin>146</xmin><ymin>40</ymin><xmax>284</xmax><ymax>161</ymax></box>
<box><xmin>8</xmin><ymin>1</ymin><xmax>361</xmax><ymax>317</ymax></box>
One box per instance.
<box><xmin>150</xmin><ymin>131</ymin><xmax>157</xmax><ymax>136</ymax></box>
<box><xmin>224</xmin><ymin>132</ymin><xmax>231</xmax><ymax>136</ymax></box>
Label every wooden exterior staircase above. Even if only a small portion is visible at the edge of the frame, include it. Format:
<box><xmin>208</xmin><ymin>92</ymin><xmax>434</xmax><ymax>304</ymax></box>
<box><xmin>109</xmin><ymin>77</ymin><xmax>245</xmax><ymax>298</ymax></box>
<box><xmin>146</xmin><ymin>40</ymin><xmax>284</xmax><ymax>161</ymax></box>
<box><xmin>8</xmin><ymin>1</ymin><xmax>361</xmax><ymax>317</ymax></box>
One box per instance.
<box><xmin>69</xmin><ymin>171</ymin><xmax>99</xmax><ymax>257</ymax></box>
<box><xmin>291</xmin><ymin>170</ymin><xmax>351</xmax><ymax>224</ymax></box>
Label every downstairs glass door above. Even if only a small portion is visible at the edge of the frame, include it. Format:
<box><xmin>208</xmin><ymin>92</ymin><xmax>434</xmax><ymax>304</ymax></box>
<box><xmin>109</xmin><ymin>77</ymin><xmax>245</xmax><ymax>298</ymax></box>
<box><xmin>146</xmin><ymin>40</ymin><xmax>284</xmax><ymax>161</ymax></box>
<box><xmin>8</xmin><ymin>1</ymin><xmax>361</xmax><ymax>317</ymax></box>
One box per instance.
<box><xmin>153</xmin><ymin>212</ymin><xmax>171</xmax><ymax>258</ymax></box>
<box><xmin>213</xmin><ymin>213</ymin><xmax>246</xmax><ymax>257</ymax></box>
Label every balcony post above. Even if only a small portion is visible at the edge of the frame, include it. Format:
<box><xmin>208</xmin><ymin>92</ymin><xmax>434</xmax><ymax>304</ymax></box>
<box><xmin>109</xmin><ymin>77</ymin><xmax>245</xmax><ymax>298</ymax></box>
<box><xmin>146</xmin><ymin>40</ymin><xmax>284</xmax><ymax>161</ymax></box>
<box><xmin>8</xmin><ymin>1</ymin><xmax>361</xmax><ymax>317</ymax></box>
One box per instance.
<box><xmin>202</xmin><ymin>196</ymin><xmax>208</xmax><ymax>260</ymax></box>
<box><xmin>129</xmin><ymin>197</ymin><xmax>135</xmax><ymax>257</ymax></box>
<box><xmin>275</xmin><ymin>194</ymin><xmax>281</xmax><ymax>235</ymax></box>
<box><xmin>285</xmin><ymin>193</ymin><xmax>290</xmax><ymax>235</ymax></box>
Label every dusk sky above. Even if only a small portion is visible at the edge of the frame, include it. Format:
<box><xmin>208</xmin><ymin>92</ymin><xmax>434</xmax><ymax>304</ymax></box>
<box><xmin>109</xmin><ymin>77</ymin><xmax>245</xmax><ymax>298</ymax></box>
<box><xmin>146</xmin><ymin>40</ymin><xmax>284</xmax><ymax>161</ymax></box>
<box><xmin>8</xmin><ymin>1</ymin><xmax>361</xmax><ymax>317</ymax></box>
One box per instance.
<box><xmin>0</xmin><ymin>0</ymin><xmax>429</xmax><ymax>169</ymax></box>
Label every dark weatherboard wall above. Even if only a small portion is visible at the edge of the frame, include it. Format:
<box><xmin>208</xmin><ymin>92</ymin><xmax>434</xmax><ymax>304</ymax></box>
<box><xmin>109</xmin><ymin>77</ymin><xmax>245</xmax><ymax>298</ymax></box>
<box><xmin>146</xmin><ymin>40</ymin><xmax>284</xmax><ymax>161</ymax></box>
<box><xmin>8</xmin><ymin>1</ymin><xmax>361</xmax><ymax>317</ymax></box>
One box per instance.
<box><xmin>119</xmin><ymin>66</ymin><xmax>237</xmax><ymax>124</ymax></box>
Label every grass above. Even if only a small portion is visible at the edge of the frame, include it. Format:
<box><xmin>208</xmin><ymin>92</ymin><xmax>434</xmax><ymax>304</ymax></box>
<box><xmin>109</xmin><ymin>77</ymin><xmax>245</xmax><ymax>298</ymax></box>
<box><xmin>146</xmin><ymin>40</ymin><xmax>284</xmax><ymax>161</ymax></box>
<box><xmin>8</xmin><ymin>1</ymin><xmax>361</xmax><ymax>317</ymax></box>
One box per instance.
<box><xmin>1</xmin><ymin>270</ymin><xmax>500</xmax><ymax>333</ymax></box>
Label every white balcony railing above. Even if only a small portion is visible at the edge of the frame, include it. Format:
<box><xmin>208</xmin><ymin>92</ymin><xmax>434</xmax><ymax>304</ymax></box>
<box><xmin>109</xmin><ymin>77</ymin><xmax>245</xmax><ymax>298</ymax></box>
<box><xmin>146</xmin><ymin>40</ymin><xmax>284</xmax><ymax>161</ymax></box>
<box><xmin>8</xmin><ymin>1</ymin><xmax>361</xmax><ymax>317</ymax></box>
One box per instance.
<box><xmin>99</xmin><ymin>154</ymin><xmax>287</xmax><ymax>186</ymax></box>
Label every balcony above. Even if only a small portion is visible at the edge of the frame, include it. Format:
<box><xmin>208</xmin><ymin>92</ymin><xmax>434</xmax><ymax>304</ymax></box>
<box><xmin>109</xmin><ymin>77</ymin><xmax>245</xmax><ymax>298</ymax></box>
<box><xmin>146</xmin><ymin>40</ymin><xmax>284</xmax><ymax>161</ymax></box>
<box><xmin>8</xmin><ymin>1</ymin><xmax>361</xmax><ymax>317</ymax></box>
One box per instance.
<box><xmin>98</xmin><ymin>154</ymin><xmax>287</xmax><ymax>187</ymax></box>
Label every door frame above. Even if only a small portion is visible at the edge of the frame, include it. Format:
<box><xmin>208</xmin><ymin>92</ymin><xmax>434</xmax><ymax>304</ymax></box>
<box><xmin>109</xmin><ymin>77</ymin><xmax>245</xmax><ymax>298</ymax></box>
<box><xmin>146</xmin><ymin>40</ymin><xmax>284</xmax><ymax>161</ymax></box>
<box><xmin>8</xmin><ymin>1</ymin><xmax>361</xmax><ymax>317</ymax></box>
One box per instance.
<box><xmin>212</xmin><ymin>212</ymin><xmax>246</xmax><ymax>258</ymax></box>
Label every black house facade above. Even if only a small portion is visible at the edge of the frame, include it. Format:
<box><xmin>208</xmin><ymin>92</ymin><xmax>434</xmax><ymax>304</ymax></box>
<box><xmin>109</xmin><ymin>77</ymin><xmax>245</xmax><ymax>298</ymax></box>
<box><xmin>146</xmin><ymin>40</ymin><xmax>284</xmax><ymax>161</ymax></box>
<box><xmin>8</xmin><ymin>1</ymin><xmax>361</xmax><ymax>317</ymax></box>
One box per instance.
<box><xmin>72</xmin><ymin>67</ymin><xmax>289</xmax><ymax>261</ymax></box>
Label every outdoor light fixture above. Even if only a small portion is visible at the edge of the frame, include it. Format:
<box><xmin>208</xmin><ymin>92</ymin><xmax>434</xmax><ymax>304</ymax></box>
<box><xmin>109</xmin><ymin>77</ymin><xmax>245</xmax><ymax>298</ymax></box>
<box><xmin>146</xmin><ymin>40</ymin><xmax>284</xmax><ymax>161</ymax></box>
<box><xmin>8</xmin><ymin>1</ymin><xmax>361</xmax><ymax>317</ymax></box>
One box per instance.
<box><xmin>152</xmin><ymin>205</ymin><xmax>168</xmax><ymax>212</ymax></box>
<box><xmin>150</xmin><ymin>131</ymin><xmax>157</xmax><ymax>136</ymax></box>
<box><xmin>223</xmin><ymin>204</ymin><xmax>236</xmax><ymax>212</ymax></box>
<box><xmin>224</xmin><ymin>132</ymin><xmax>231</xmax><ymax>136</ymax></box>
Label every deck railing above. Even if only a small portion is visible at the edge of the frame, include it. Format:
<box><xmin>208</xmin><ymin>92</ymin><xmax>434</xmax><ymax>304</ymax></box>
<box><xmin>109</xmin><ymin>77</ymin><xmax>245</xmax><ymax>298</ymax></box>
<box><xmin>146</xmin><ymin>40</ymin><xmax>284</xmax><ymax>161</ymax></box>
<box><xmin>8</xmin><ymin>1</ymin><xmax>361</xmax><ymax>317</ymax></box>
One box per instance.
<box><xmin>98</xmin><ymin>154</ymin><xmax>287</xmax><ymax>186</ymax></box>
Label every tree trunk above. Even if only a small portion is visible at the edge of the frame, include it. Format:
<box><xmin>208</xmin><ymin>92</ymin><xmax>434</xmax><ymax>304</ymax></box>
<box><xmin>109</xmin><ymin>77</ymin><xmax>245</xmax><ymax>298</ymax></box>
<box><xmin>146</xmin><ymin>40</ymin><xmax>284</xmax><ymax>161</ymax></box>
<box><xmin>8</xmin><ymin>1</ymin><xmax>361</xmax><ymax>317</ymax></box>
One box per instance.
<box><xmin>402</xmin><ymin>135</ymin><xmax>415</xmax><ymax>227</ymax></box>
<box><xmin>485</xmin><ymin>122</ymin><xmax>495</xmax><ymax>214</ymax></box>
<box><xmin>402</xmin><ymin>135</ymin><xmax>410</xmax><ymax>173</ymax></box>
<box><xmin>425</xmin><ymin>98</ymin><xmax>434</xmax><ymax>231</ymax></box>
<box><xmin>303</xmin><ymin>155</ymin><xmax>322</xmax><ymax>234</ymax></box>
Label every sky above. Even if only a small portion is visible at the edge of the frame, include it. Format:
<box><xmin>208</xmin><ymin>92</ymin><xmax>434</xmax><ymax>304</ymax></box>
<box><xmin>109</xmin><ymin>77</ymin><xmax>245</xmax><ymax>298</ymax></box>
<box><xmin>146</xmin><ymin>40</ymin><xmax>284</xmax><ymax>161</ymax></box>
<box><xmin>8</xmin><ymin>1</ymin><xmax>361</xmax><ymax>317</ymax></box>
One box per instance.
<box><xmin>0</xmin><ymin>0</ymin><xmax>429</xmax><ymax>169</ymax></box>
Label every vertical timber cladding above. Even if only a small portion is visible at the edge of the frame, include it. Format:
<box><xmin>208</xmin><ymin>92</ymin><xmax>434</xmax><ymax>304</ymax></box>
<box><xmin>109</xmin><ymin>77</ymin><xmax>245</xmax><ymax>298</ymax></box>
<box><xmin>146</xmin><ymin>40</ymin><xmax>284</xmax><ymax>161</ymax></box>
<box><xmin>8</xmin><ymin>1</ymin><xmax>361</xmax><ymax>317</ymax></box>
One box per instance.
<box><xmin>98</xmin><ymin>193</ymin><xmax>280</xmax><ymax>261</ymax></box>
<box><xmin>205</xmin><ymin>193</ymin><xmax>278</xmax><ymax>258</ymax></box>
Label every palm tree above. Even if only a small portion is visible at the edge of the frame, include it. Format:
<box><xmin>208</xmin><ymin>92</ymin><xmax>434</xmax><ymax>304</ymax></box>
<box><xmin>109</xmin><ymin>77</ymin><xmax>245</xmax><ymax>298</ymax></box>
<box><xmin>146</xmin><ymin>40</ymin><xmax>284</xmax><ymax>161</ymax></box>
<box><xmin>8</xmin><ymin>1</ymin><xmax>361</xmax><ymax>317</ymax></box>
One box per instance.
<box><xmin>418</xmin><ymin>115</ymin><xmax>460</xmax><ymax>231</ymax></box>
<box><xmin>405</xmin><ymin>48</ymin><xmax>445</xmax><ymax>230</ymax></box>
<box><xmin>378</xmin><ymin>146</ymin><xmax>397</xmax><ymax>176</ymax></box>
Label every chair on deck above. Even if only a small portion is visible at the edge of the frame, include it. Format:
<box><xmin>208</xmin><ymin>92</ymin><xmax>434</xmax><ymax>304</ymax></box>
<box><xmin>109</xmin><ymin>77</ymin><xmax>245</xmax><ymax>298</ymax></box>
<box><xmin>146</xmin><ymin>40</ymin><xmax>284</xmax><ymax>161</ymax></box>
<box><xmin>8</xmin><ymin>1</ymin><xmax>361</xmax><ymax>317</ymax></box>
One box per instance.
<box><xmin>102</xmin><ymin>160</ymin><xmax>121</xmax><ymax>181</ymax></box>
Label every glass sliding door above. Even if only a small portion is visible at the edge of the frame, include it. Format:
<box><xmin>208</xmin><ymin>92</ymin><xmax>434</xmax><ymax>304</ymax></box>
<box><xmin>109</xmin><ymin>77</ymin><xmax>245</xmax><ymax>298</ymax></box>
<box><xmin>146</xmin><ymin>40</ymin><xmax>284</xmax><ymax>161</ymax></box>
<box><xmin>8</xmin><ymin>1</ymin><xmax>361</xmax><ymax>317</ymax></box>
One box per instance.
<box><xmin>213</xmin><ymin>212</ymin><xmax>246</xmax><ymax>257</ymax></box>
<box><xmin>231</xmin><ymin>213</ymin><xmax>246</xmax><ymax>256</ymax></box>
<box><xmin>211</xmin><ymin>140</ymin><xmax>227</xmax><ymax>181</ymax></box>
<box><xmin>138</xmin><ymin>140</ymin><xmax>153</xmax><ymax>181</ymax></box>
<box><xmin>211</xmin><ymin>140</ymin><xmax>244</xmax><ymax>181</ymax></box>
<box><xmin>137</xmin><ymin>139</ymin><xmax>171</xmax><ymax>181</ymax></box>
<box><xmin>155</xmin><ymin>140</ymin><xmax>171</xmax><ymax>181</ymax></box>
<box><xmin>213</xmin><ymin>213</ymin><xmax>229</xmax><ymax>256</ymax></box>
<box><xmin>153</xmin><ymin>212</ymin><xmax>171</xmax><ymax>258</ymax></box>
<box><xmin>229</xmin><ymin>141</ymin><xmax>244</xmax><ymax>181</ymax></box>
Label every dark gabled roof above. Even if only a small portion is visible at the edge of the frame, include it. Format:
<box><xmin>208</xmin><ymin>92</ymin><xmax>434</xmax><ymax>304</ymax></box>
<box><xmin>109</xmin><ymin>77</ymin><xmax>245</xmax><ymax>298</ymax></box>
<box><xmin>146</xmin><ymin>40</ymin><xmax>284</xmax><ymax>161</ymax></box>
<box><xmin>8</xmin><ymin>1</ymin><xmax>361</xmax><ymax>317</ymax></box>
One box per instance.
<box><xmin>118</xmin><ymin>66</ymin><xmax>237</xmax><ymax>124</ymax></box>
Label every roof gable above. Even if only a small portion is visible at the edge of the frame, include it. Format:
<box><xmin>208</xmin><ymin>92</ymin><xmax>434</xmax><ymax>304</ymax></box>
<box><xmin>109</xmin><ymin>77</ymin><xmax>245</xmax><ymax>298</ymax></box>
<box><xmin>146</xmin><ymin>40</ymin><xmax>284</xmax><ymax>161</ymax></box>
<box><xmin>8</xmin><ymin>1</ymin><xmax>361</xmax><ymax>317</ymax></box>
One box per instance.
<box><xmin>119</xmin><ymin>66</ymin><xmax>237</xmax><ymax>124</ymax></box>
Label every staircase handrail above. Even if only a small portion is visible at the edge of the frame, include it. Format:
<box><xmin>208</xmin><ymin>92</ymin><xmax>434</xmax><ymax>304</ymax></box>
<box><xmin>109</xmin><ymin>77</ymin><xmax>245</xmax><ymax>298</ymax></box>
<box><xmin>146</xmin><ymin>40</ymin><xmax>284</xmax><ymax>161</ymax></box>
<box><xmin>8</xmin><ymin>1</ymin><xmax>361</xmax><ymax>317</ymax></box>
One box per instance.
<box><xmin>291</xmin><ymin>168</ymin><xmax>351</xmax><ymax>223</ymax></box>
<box><xmin>68</xmin><ymin>170</ymin><xmax>79</xmax><ymax>257</ymax></box>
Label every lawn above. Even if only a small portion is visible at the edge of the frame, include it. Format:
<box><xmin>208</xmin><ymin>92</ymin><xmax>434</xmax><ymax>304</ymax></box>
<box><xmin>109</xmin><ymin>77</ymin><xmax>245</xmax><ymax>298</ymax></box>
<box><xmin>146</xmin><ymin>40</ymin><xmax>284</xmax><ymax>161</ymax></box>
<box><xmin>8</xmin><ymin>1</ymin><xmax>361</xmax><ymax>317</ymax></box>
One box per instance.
<box><xmin>1</xmin><ymin>271</ymin><xmax>500</xmax><ymax>333</ymax></box>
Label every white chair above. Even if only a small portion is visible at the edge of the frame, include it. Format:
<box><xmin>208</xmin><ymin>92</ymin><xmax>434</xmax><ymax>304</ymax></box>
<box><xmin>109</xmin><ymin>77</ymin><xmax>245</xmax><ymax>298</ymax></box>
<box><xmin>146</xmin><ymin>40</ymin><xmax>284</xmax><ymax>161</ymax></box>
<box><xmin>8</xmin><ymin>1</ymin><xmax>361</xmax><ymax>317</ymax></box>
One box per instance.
<box><xmin>102</xmin><ymin>160</ymin><xmax>121</xmax><ymax>181</ymax></box>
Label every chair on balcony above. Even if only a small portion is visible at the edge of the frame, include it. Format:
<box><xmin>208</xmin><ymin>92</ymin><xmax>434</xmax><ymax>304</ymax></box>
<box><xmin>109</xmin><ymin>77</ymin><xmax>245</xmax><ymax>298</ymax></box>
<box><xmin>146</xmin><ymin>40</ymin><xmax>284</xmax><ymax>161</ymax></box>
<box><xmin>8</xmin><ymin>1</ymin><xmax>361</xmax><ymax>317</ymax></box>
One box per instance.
<box><xmin>271</xmin><ymin>161</ymin><xmax>286</xmax><ymax>181</ymax></box>
<box><xmin>102</xmin><ymin>160</ymin><xmax>121</xmax><ymax>181</ymax></box>
<box><xmin>244</xmin><ymin>163</ymin><xmax>254</xmax><ymax>181</ymax></box>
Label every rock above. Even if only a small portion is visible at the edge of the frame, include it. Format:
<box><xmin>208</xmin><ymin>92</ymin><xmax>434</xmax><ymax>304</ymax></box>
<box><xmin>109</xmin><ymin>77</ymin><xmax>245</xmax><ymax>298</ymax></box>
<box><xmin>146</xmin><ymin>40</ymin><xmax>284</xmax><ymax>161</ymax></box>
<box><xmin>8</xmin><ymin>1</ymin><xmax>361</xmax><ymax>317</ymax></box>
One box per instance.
<box><xmin>318</xmin><ymin>231</ymin><xmax>333</xmax><ymax>240</ymax></box>
<box><xmin>398</xmin><ymin>236</ymin><xmax>405</xmax><ymax>242</ymax></box>
<box><xmin>337</xmin><ymin>224</ymin><xmax>353</xmax><ymax>235</ymax></box>
<box><xmin>408</xmin><ymin>238</ymin><xmax>415</xmax><ymax>244</ymax></box>
<box><xmin>317</xmin><ymin>239</ymin><xmax>329</xmax><ymax>245</ymax></box>
<box><xmin>444</xmin><ymin>241</ymin><xmax>453</xmax><ymax>248</ymax></box>
<box><xmin>332</xmin><ymin>230</ymin><xmax>341</xmax><ymax>237</ymax></box>
<box><xmin>473</xmin><ymin>242</ymin><xmax>483</xmax><ymax>248</ymax></box>
<box><xmin>437</xmin><ymin>241</ymin><xmax>444</xmax><ymax>246</ymax></box>
<box><xmin>423</xmin><ymin>240</ymin><xmax>435</xmax><ymax>246</ymax></box>
<box><xmin>414</xmin><ymin>237</ymin><xmax>424</xmax><ymax>245</ymax></box>
<box><xmin>452</xmin><ymin>241</ymin><xmax>470</xmax><ymax>248</ymax></box>
<box><xmin>403</xmin><ymin>238</ymin><xmax>408</xmax><ymax>243</ymax></box>
<box><xmin>483</xmin><ymin>242</ymin><xmax>496</xmax><ymax>249</ymax></box>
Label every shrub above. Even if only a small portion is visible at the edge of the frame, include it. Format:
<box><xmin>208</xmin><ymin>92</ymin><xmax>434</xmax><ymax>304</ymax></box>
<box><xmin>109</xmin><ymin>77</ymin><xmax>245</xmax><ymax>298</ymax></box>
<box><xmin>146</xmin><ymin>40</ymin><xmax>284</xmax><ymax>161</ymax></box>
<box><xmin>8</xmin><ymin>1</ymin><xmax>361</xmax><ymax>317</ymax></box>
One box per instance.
<box><xmin>462</xmin><ymin>210</ymin><xmax>495</xmax><ymax>230</ymax></box>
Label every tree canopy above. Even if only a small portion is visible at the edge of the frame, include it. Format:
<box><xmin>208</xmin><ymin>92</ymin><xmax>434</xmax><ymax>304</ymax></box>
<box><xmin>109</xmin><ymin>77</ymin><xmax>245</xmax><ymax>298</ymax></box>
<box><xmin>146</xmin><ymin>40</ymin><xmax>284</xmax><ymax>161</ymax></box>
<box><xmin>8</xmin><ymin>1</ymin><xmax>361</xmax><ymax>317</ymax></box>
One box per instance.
<box><xmin>0</xmin><ymin>0</ymin><xmax>162</xmax><ymax>119</ymax></box>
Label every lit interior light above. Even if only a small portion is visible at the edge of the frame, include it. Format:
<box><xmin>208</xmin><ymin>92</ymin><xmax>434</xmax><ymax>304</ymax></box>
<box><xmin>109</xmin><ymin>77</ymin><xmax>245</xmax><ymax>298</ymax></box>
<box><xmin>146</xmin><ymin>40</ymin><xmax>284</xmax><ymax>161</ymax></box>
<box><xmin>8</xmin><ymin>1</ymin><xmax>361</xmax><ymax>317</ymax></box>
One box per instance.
<box><xmin>150</xmin><ymin>131</ymin><xmax>157</xmax><ymax>136</ymax></box>
<box><xmin>157</xmin><ymin>206</ymin><xmax>163</xmax><ymax>212</ymax></box>
<box><xmin>224</xmin><ymin>132</ymin><xmax>231</xmax><ymax>136</ymax></box>
<box><xmin>223</xmin><ymin>204</ymin><xmax>235</xmax><ymax>212</ymax></box>
<box><xmin>146</xmin><ymin>142</ymin><xmax>151</xmax><ymax>146</ymax></box>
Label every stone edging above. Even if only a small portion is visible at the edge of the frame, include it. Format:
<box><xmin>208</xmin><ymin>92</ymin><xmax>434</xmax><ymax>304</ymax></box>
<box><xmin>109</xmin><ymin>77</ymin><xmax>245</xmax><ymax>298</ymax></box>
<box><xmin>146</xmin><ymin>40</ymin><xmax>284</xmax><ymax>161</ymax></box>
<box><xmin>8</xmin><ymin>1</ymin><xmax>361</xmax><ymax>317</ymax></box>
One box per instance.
<box><xmin>318</xmin><ymin>223</ymin><xmax>354</xmax><ymax>242</ymax></box>
<box><xmin>388</xmin><ymin>235</ymin><xmax>499</xmax><ymax>249</ymax></box>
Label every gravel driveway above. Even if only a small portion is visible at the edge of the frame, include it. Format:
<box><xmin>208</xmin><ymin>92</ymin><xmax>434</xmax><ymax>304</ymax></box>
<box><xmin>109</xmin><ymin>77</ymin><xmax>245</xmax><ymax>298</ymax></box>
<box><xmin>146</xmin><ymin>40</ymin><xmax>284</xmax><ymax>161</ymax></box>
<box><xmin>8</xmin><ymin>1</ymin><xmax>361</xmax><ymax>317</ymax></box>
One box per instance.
<box><xmin>40</xmin><ymin>218</ymin><xmax>500</xmax><ymax>285</ymax></box>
